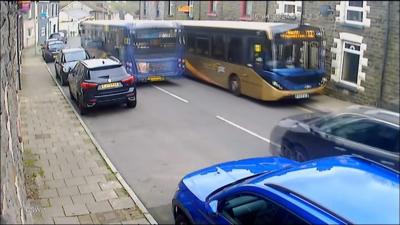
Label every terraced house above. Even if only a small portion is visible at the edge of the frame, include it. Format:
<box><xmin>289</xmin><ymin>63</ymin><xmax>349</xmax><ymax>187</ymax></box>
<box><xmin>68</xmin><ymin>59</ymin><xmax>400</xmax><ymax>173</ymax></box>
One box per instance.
<box><xmin>140</xmin><ymin>1</ymin><xmax>399</xmax><ymax>112</ymax></box>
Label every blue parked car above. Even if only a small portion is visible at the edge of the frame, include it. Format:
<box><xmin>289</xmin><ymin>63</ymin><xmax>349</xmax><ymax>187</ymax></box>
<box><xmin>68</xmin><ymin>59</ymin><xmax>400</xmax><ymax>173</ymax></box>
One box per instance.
<box><xmin>172</xmin><ymin>155</ymin><xmax>399</xmax><ymax>225</ymax></box>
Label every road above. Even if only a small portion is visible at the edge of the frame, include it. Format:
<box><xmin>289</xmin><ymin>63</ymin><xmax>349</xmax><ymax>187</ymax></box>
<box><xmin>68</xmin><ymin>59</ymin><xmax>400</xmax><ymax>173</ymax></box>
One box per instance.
<box><xmin>47</xmin><ymin>37</ymin><xmax>314</xmax><ymax>223</ymax></box>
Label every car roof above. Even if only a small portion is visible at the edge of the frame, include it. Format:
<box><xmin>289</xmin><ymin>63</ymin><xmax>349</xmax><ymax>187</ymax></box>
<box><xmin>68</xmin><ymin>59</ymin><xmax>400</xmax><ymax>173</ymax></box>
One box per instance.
<box><xmin>62</xmin><ymin>48</ymin><xmax>85</xmax><ymax>53</ymax></box>
<box><xmin>335</xmin><ymin>105</ymin><xmax>399</xmax><ymax>126</ymax></box>
<box><xmin>48</xmin><ymin>40</ymin><xmax>64</xmax><ymax>45</ymax></box>
<box><xmin>252</xmin><ymin>155</ymin><xmax>399</xmax><ymax>224</ymax></box>
<box><xmin>81</xmin><ymin>58</ymin><xmax>121</xmax><ymax>69</ymax></box>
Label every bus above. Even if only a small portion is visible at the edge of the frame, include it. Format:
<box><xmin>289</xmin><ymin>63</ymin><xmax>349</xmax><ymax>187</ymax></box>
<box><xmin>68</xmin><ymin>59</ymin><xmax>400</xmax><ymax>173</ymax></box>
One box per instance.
<box><xmin>79</xmin><ymin>20</ymin><xmax>185</xmax><ymax>82</ymax></box>
<box><xmin>179</xmin><ymin>20</ymin><xmax>328</xmax><ymax>101</ymax></box>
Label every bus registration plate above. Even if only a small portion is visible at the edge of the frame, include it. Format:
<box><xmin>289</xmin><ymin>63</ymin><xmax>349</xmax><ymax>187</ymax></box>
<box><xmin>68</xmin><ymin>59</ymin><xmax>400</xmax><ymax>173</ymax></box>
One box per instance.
<box><xmin>148</xmin><ymin>76</ymin><xmax>164</xmax><ymax>82</ymax></box>
<box><xmin>294</xmin><ymin>93</ymin><xmax>310</xmax><ymax>99</ymax></box>
<box><xmin>98</xmin><ymin>82</ymin><xmax>122</xmax><ymax>90</ymax></box>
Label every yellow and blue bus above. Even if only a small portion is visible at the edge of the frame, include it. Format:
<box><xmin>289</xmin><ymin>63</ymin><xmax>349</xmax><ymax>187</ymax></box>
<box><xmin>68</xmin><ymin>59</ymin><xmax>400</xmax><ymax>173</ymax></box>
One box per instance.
<box><xmin>179</xmin><ymin>20</ymin><xmax>328</xmax><ymax>101</ymax></box>
<box><xmin>79</xmin><ymin>20</ymin><xmax>185</xmax><ymax>82</ymax></box>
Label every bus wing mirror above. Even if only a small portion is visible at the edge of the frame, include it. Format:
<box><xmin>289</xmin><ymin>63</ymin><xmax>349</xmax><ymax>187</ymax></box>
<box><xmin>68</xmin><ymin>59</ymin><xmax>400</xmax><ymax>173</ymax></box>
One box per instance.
<box><xmin>246</xmin><ymin>63</ymin><xmax>253</xmax><ymax>68</ymax></box>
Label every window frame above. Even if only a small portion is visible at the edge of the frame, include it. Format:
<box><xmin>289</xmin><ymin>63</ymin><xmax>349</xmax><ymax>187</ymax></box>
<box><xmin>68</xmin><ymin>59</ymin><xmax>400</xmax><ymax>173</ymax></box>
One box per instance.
<box><xmin>340</xmin><ymin>41</ymin><xmax>361</xmax><ymax>87</ymax></box>
<box><xmin>168</xmin><ymin>1</ymin><xmax>174</xmax><ymax>16</ymax></box>
<box><xmin>211</xmin><ymin>33</ymin><xmax>226</xmax><ymax>61</ymax></box>
<box><xmin>208</xmin><ymin>1</ymin><xmax>218</xmax><ymax>16</ymax></box>
<box><xmin>227</xmin><ymin>36</ymin><xmax>245</xmax><ymax>64</ymax></box>
<box><xmin>240</xmin><ymin>1</ymin><xmax>253</xmax><ymax>21</ymax></box>
<box><xmin>188</xmin><ymin>0</ymin><xmax>194</xmax><ymax>19</ymax></box>
<box><xmin>344</xmin><ymin>1</ymin><xmax>365</xmax><ymax>26</ymax></box>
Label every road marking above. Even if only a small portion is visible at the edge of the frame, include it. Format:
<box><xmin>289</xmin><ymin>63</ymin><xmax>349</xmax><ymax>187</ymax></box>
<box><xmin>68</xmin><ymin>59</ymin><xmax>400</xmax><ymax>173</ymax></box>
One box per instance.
<box><xmin>296</xmin><ymin>105</ymin><xmax>314</xmax><ymax>113</ymax></box>
<box><xmin>152</xmin><ymin>84</ymin><xmax>189</xmax><ymax>103</ymax></box>
<box><xmin>216</xmin><ymin>115</ymin><xmax>270</xmax><ymax>143</ymax></box>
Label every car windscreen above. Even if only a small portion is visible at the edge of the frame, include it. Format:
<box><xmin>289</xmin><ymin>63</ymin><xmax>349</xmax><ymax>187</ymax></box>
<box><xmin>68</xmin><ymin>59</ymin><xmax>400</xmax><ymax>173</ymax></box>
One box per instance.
<box><xmin>89</xmin><ymin>66</ymin><xmax>126</xmax><ymax>80</ymax></box>
<box><xmin>49</xmin><ymin>42</ymin><xmax>64</xmax><ymax>50</ymax></box>
<box><xmin>64</xmin><ymin>51</ymin><xmax>87</xmax><ymax>62</ymax></box>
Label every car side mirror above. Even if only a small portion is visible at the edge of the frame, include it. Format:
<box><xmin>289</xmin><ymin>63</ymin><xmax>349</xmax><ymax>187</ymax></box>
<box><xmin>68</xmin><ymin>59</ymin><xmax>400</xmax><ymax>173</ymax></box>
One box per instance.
<box><xmin>205</xmin><ymin>200</ymin><xmax>218</xmax><ymax>217</ymax></box>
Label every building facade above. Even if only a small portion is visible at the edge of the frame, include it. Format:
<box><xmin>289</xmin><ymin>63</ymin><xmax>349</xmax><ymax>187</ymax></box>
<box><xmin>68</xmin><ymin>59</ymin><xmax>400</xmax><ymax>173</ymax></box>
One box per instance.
<box><xmin>59</xmin><ymin>1</ymin><xmax>92</xmax><ymax>37</ymax></box>
<box><xmin>37</xmin><ymin>1</ymin><xmax>60</xmax><ymax>45</ymax></box>
<box><xmin>139</xmin><ymin>1</ymin><xmax>399</xmax><ymax>112</ymax></box>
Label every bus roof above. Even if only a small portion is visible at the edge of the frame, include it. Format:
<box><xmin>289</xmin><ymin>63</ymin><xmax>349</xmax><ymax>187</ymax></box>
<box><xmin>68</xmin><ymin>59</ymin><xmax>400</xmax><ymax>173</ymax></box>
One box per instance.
<box><xmin>81</xmin><ymin>20</ymin><xmax>180</xmax><ymax>29</ymax></box>
<box><xmin>176</xmin><ymin>20</ymin><xmax>302</xmax><ymax>39</ymax></box>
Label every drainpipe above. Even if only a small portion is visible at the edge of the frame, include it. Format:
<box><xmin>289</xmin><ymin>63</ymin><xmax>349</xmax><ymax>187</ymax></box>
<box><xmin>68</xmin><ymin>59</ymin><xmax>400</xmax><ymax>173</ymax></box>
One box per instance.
<box><xmin>198</xmin><ymin>1</ymin><xmax>201</xmax><ymax>20</ymax></box>
<box><xmin>378</xmin><ymin>1</ymin><xmax>391</xmax><ymax>108</ymax></box>
<box><xmin>265</xmin><ymin>1</ymin><xmax>269</xmax><ymax>22</ymax></box>
<box><xmin>139</xmin><ymin>1</ymin><xmax>141</xmax><ymax>20</ymax></box>
<box><xmin>300</xmin><ymin>1</ymin><xmax>304</xmax><ymax>25</ymax></box>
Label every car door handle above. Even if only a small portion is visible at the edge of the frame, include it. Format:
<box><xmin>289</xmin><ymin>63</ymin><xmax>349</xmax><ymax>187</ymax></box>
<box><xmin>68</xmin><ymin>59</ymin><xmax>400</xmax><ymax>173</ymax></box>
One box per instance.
<box><xmin>334</xmin><ymin>146</ymin><xmax>347</xmax><ymax>152</ymax></box>
<box><xmin>380</xmin><ymin>160</ymin><xmax>395</xmax><ymax>166</ymax></box>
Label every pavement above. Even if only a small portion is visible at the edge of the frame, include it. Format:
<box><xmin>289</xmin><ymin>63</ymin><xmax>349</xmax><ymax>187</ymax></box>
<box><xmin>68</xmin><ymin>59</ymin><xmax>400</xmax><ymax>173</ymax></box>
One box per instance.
<box><xmin>19</xmin><ymin>46</ymin><xmax>155</xmax><ymax>224</ymax></box>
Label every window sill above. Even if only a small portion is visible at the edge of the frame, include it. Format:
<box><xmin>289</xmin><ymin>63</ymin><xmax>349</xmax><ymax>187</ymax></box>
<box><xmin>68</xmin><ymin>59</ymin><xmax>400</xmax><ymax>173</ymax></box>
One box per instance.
<box><xmin>333</xmin><ymin>80</ymin><xmax>362</xmax><ymax>93</ymax></box>
<box><xmin>340</xmin><ymin>21</ymin><xmax>367</xmax><ymax>29</ymax></box>
<box><xmin>207</xmin><ymin>13</ymin><xmax>217</xmax><ymax>17</ymax></box>
<box><xmin>240</xmin><ymin>16</ymin><xmax>252</xmax><ymax>21</ymax></box>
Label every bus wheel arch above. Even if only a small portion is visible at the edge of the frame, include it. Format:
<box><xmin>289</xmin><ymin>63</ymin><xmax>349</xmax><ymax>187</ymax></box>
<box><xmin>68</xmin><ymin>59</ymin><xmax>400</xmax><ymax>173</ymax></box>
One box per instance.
<box><xmin>229</xmin><ymin>74</ymin><xmax>241</xmax><ymax>96</ymax></box>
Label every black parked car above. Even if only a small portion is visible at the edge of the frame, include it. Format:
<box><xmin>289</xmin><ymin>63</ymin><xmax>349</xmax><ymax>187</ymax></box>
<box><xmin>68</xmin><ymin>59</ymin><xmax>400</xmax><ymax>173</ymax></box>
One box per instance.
<box><xmin>41</xmin><ymin>40</ymin><xmax>65</xmax><ymax>63</ymax></box>
<box><xmin>49</xmin><ymin>32</ymin><xmax>67</xmax><ymax>44</ymax></box>
<box><xmin>68</xmin><ymin>58</ymin><xmax>137</xmax><ymax>115</ymax></box>
<box><xmin>270</xmin><ymin>105</ymin><xmax>399</xmax><ymax>170</ymax></box>
<box><xmin>55</xmin><ymin>48</ymin><xmax>90</xmax><ymax>86</ymax></box>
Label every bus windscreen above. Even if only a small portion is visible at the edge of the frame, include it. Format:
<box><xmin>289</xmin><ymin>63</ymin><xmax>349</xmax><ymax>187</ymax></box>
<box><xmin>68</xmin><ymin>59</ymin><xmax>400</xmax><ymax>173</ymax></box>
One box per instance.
<box><xmin>134</xmin><ymin>29</ymin><xmax>177</xmax><ymax>55</ymax></box>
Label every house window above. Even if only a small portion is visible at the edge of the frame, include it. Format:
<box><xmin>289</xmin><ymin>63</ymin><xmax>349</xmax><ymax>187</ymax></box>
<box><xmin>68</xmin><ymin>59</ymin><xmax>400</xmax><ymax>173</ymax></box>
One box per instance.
<box><xmin>28</xmin><ymin>28</ymin><xmax>32</xmax><ymax>37</ymax></box>
<box><xmin>331</xmin><ymin>32</ymin><xmax>368</xmax><ymax>91</ymax></box>
<box><xmin>168</xmin><ymin>1</ymin><xmax>174</xmax><ymax>16</ymax></box>
<box><xmin>276</xmin><ymin>1</ymin><xmax>302</xmax><ymax>15</ymax></box>
<box><xmin>241</xmin><ymin>1</ymin><xmax>253</xmax><ymax>19</ymax></box>
<box><xmin>208</xmin><ymin>1</ymin><xmax>217</xmax><ymax>15</ymax></box>
<box><xmin>336</xmin><ymin>1</ymin><xmax>370</xmax><ymax>27</ymax></box>
<box><xmin>346</xmin><ymin>1</ymin><xmax>363</xmax><ymax>22</ymax></box>
<box><xmin>341</xmin><ymin>42</ymin><xmax>360</xmax><ymax>84</ymax></box>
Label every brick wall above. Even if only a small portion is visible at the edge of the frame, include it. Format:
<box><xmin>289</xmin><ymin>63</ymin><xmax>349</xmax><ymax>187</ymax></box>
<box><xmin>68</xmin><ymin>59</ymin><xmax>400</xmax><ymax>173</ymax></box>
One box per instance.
<box><xmin>0</xmin><ymin>1</ymin><xmax>31</xmax><ymax>224</ymax></box>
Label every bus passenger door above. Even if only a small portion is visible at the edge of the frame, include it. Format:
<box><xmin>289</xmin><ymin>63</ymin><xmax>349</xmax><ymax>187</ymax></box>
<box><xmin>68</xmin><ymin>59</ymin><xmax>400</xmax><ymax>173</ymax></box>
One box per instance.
<box><xmin>238</xmin><ymin>37</ymin><xmax>266</xmax><ymax>98</ymax></box>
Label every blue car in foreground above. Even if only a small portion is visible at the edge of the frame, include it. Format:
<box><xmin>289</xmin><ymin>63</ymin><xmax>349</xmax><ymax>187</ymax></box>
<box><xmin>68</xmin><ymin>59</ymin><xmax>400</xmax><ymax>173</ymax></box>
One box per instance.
<box><xmin>172</xmin><ymin>155</ymin><xmax>399</xmax><ymax>225</ymax></box>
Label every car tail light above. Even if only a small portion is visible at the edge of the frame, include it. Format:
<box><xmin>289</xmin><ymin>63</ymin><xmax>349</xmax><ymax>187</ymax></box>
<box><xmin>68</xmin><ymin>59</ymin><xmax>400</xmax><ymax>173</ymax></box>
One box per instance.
<box><xmin>80</xmin><ymin>82</ymin><xmax>98</xmax><ymax>90</ymax></box>
<box><xmin>122</xmin><ymin>75</ymin><xmax>135</xmax><ymax>86</ymax></box>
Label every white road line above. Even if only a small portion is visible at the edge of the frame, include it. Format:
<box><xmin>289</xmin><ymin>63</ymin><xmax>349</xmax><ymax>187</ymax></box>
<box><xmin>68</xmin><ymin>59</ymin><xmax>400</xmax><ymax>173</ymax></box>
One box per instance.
<box><xmin>216</xmin><ymin>115</ymin><xmax>271</xmax><ymax>143</ymax></box>
<box><xmin>152</xmin><ymin>84</ymin><xmax>189</xmax><ymax>103</ymax></box>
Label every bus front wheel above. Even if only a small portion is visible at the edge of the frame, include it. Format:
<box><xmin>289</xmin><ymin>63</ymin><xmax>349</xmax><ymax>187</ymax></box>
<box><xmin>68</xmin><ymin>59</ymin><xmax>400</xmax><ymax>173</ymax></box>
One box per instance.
<box><xmin>229</xmin><ymin>75</ymin><xmax>241</xmax><ymax>96</ymax></box>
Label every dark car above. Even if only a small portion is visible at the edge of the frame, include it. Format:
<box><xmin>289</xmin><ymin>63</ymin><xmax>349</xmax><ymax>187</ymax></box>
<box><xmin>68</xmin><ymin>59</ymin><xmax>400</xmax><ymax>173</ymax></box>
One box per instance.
<box><xmin>41</xmin><ymin>40</ymin><xmax>65</xmax><ymax>63</ymax></box>
<box><xmin>55</xmin><ymin>48</ymin><xmax>90</xmax><ymax>86</ymax></box>
<box><xmin>172</xmin><ymin>155</ymin><xmax>399</xmax><ymax>225</ymax></box>
<box><xmin>270</xmin><ymin>105</ymin><xmax>399</xmax><ymax>170</ymax></box>
<box><xmin>49</xmin><ymin>32</ymin><xmax>67</xmax><ymax>43</ymax></box>
<box><xmin>68</xmin><ymin>58</ymin><xmax>137</xmax><ymax>115</ymax></box>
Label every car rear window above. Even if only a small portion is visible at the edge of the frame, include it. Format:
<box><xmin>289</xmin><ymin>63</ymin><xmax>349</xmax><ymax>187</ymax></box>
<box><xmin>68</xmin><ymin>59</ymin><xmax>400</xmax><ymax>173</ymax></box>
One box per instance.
<box><xmin>49</xmin><ymin>42</ymin><xmax>64</xmax><ymax>50</ymax></box>
<box><xmin>89</xmin><ymin>66</ymin><xmax>127</xmax><ymax>79</ymax></box>
<box><xmin>64</xmin><ymin>51</ymin><xmax>87</xmax><ymax>62</ymax></box>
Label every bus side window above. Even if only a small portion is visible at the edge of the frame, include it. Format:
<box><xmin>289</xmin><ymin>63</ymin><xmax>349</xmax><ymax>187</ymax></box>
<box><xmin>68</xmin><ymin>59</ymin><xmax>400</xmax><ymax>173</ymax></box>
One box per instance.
<box><xmin>228</xmin><ymin>37</ymin><xmax>243</xmax><ymax>64</ymax></box>
<box><xmin>196</xmin><ymin>37</ymin><xmax>209</xmax><ymax>56</ymax></box>
<box><xmin>212</xmin><ymin>34</ymin><xmax>225</xmax><ymax>61</ymax></box>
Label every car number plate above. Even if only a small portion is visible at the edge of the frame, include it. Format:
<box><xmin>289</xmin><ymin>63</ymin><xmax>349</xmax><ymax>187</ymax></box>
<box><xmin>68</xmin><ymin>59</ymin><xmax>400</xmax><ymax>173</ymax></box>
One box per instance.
<box><xmin>148</xmin><ymin>76</ymin><xmax>164</xmax><ymax>82</ymax></box>
<box><xmin>294</xmin><ymin>93</ymin><xmax>310</xmax><ymax>99</ymax></box>
<box><xmin>98</xmin><ymin>82</ymin><xmax>121</xmax><ymax>90</ymax></box>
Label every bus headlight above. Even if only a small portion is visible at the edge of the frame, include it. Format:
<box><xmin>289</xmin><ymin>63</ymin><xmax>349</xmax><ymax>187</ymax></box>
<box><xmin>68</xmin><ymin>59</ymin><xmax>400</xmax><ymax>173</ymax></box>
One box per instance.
<box><xmin>136</xmin><ymin>62</ymin><xmax>149</xmax><ymax>73</ymax></box>
<box><xmin>319</xmin><ymin>77</ymin><xmax>328</xmax><ymax>86</ymax></box>
<box><xmin>272</xmin><ymin>81</ymin><xmax>284</xmax><ymax>90</ymax></box>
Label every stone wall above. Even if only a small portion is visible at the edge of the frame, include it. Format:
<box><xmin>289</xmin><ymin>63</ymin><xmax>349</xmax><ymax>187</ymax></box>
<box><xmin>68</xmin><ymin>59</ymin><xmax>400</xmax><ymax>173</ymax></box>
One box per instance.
<box><xmin>380</xmin><ymin>1</ymin><xmax>400</xmax><ymax>112</ymax></box>
<box><xmin>1</xmin><ymin>1</ymin><xmax>31</xmax><ymax>224</ymax></box>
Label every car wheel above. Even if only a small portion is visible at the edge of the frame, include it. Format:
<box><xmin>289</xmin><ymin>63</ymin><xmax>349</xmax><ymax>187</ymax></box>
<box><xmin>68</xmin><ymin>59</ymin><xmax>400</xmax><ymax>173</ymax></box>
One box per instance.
<box><xmin>78</xmin><ymin>95</ymin><xmax>87</xmax><ymax>115</ymax></box>
<box><xmin>60</xmin><ymin>72</ymin><xmax>66</xmax><ymax>86</ymax></box>
<box><xmin>126</xmin><ymin>100</ymin><xmax>136</xmax><ymax>108</ymax></box>
<box><xmin>229</xmin><ymin>75</ymin><xmax>241</xmax><ymax>96</ymax></box>
<box><xmin>175</xmin><ymin>214</ymin><xmax>191</xmax><ymax>225</ymax></box>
